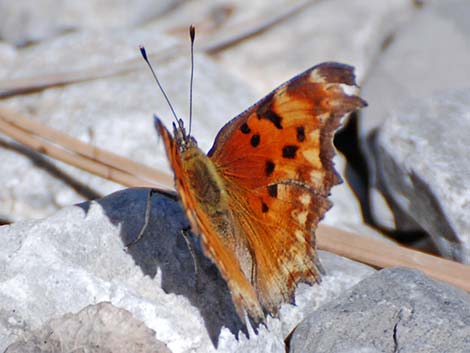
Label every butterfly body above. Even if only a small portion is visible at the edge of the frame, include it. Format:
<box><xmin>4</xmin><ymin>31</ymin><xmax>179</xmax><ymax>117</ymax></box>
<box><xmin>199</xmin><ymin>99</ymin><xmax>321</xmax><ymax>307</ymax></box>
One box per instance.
<box><xmin>180</xmin><ymin>144</ymin><xmax>227</xmax><ymax>216</ymax></box>
<box><xmin>155</xmin><ymin>62</ymin><xmax>367</xmax><ymax>322</ymax></box>
<box><xmin>177</xmin><ymin>142</ymin><xmax>245</xmax><ymax>266</ymax></box>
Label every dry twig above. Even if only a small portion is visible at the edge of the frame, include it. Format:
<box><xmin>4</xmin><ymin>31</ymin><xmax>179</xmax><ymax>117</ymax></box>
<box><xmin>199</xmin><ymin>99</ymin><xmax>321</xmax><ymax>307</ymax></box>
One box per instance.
<box><xmin>0</xmin><ymin>106</ymin><xmax>173</xmax><ymax>189</ymax></box>
<box><xmin>318</xmin><ymin>224</ymin><xmax>470</xmax><ymax>292</ymax></box>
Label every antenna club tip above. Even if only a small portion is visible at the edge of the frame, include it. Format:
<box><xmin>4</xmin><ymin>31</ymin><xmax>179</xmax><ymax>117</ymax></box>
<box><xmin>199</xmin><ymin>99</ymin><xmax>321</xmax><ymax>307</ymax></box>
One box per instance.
<box><xmin>139</xmin><ymin>45</ymin><xmax>148</xmax><ymax>61</ymax></box>
<box><xmin>189</xmin><ymin>25</ymin><xmax>195</xmax><ymax>41</ymax></box>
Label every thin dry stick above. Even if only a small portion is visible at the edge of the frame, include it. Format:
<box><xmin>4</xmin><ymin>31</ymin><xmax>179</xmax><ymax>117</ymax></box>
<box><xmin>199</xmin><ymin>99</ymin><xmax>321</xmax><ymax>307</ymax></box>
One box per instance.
<box><xmin>202</xmin><ymin>0</ymin><xmax>316</xmax><ymax>53</ymax></box>
<box><xmin>0</xmin><ymin>119</ymin><xmax>150</xmax><ymax>188</ymax></box>
<box><xmin>0</xmin><ymin>67</ymin><xmax>135</xmax><ymax>98</ymax></box>
<box><xmin>317</xmin><ymin>224</ymin><xmax>470</xmax><ymax>292</ymax></box>
<box><xmin>0</xmin><ymin>45</ymin><xmax>174</xmax><ymax>98</ymax></box>
<box><xmin>0</xmin><ymin>0</ymin><xmax>317</xmax><ymax>98</ymax></box>
<box><xmin>0</xmin><ymin>106</ymin><xmax>469</xmax><ymax>292</ymax></box>
<box><xmin>0</xmin><ymin>106</ymin><xmax>173</xmax><ymax>189</ymax></box>
<box><xmin>0</xmin><ymin>114</ymin><xmax>168</xmax><ymax>189</ymax></box>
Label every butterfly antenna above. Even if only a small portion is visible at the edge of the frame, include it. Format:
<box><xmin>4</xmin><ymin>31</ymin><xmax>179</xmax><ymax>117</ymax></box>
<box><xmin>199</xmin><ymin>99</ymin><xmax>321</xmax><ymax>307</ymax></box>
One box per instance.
<box><xmin>188</xmin><ymin>25</ymin><xmax>195</xmax><ymax>138</ymax></box>
<box><xmin>139</xmin><ymin>46</ymin><xmax>179</xmax><ymax>124</ymax></box>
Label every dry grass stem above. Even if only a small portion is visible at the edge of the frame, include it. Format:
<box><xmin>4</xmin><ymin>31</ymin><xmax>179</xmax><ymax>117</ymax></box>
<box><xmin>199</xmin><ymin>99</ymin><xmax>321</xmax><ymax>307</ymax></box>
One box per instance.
<box><xmin>0</xmin><ymin>106</ymin><xmax>173</xmax><ymax>189</ymax></box>
<box><xmin>318</xmin><ymin>224</ymin><xmax>470</xmax><ymax>292</ymax></box>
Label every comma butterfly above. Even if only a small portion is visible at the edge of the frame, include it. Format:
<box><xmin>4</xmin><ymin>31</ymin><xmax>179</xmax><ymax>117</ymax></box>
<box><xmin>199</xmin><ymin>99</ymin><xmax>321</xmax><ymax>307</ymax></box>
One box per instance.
<box><xmin>146</xmin><ymin>30</ymin><xmax>367</xmax><ymax>323</ymax></box>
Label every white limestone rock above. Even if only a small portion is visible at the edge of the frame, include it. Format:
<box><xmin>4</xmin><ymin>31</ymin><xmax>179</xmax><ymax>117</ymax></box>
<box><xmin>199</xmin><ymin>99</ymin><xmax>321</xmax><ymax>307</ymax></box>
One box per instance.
<box><xmin>0</xmin><ymin>0</ymin><xmax>180</xmax><ymax>46</ymax></box>
<box><xmin>217</xmin><ymin>0</ymin><xmax>416</xmax><ymax>95</ymax></box>
<box><xmin>359</xmin><ymin>0</ymin><xmax>470</xmax><ymax>231</ymax></box>
<box><xmin>375</xmin><ymin>89</ymin><xmax>470</xmax><ymax>263</ymax></box>
<box><xmin>0</xmin><ymin>188</ymin><xmax>375</xmax><ymax>352</ymax></box>
<box><xmin>324</xmin><ymin>154</ymin><xmax>393</xmax><ymax>241</ymax></box>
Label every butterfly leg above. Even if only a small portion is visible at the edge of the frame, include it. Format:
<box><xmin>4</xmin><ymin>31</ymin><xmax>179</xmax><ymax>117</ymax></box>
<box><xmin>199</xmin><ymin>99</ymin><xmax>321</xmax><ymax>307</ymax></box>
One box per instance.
<box><xmin>126</xmin><ymin>188</ymin><xmax>157</xmax><ymax>248</ymax></box>
<box><xmin>180</xmin><ymin>226</ymin><xmax>202</xmax><ymax>292</ymax></box>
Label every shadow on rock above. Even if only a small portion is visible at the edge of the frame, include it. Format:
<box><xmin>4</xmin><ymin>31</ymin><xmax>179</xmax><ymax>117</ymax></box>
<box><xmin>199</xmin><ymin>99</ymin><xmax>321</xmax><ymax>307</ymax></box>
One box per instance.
<box><xmin>82</xmin><ymin>187</ymin><xmax>248</xmax><ymax>346</ymax></box>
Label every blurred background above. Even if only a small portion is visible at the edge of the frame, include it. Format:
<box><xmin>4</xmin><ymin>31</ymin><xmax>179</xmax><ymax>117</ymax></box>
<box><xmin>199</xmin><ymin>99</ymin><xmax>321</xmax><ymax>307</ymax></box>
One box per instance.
<box><xmin>1</xmin><ymin>0</ymin><xmax>470</xmax><ymax>264</ymax></box>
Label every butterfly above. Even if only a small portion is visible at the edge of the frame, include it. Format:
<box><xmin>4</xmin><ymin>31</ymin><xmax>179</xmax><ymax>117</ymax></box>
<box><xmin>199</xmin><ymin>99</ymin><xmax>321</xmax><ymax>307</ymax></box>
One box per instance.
<box><xmin>155</xmin><ymin>61</ymin><xmax>367</xmax><ymax>322</ymax></box>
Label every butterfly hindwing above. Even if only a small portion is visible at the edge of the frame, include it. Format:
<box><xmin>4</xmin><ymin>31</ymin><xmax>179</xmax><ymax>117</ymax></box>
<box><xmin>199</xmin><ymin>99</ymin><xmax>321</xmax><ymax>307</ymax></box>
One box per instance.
<box><xmin>224</xmin><ymin>181</ymin><xmax>330</xmax><ymax>313</ymax></box>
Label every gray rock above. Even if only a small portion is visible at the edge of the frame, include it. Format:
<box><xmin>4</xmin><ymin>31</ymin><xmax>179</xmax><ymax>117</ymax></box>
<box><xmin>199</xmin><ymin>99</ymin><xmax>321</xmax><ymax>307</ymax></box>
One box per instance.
<box><xmin>0</xmin><ymin>41</ymin><xmax>17</xmax><ymax>78</ymax></box>
<box><xmin>218</xmin><ymin>0</ymin><xmax>416</xmax><ymax>94</ymax></box>
<box><xmin>5</xmin><ymin>302</ymin><xmax>171</xmax><ymax>353</ymax></box>
<box><xmin>324</xmin><ymin>155</ymin><xmax>393</xmax><ymax>242</ymax></box>
<box><xmin>359</xmin><ymin>0</ymin><xmax>470</xmax><ymax>231</ymax></box>
<box><xmin>290</xmin><ymin>267</ymin><xmax>470</xmax><ymax>353</ymax></box>
<box><xmin>0</xmin><ymin>0</ymin><xmax>180</xmax><ymax>46</ymax></box>
<box><xmin>0</xmin><ymin>188</ymin><xmax>375</xmax><ymax>352</ymax></box>
<box><xmin>376</xmin><ymin>89</ymin><xmax>470</xmax><ymax>263</ymax></box>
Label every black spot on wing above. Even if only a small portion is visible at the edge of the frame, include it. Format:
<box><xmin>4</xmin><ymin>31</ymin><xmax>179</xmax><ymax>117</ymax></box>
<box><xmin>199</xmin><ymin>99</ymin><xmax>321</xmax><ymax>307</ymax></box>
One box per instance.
<box><xmin>260</xmin><ymin>110</ymin><xmax>282</xmax><ymax>129</ymax></box>
<box><xmin>265</xmin><ymin>161</ymin><xmax>275</xmax><ymax>176</ymax></box>
<box><xmin>296</xmin><ymin>126</ymin><xmax>305</xmax><ymax>142</ymax></box>
<box><xmin>256</xmin><ymin>102</ymin><xmax>283</xmax><ymax>129</ymax></box>
<box><xmin>250</xmin><ymin>134</ymin><xmax>260</xmax><ymax>147</ymax></box>
<box><xmin>282</xmin><ymin>145</ymin><xmax>299</xmax><ymax>159</ymax></box>
<box><xmin>240</xmin><ymin>123</ymin><xmax>251</xmax><ymax>134</ymax></box>
<box><xmin>267</xmin><ymin>184</ymin><xmax>278</xmax><ymax>198</ymax></box>
<box><xmin>261</xmin><ymin>202</ymin><xmax>269</xmax><ymax>213</ymax></box>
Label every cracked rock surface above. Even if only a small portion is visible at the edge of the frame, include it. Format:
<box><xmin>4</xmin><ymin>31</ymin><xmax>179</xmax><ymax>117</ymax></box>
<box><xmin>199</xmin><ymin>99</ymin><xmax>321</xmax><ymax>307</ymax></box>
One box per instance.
<box><xmin>290</xmin><ymin>268</ymin><xmax>470</xmax><ymax>353</ymax></box>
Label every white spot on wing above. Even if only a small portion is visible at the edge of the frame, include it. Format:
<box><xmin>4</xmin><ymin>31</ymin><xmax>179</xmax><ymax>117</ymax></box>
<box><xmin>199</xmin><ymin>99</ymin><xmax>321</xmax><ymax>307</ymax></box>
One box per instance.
<box><xmin>310</xmin><ymin>69</ymin><xmax>325</xmax><ymax>83</ymax></box>
<box><xmin>299</xmin><ymin>210</ymin><xmax>308</xmax><ymax>224</ymax></box>
<box><xmin>299</xmin><ymin>194</ymin><xmax>311</xmax><ymax>206</ymax></box>
<box><xmin>302</xmin><ymin>148</ymin><xmax>321</xmax><ymax>167</ymax></box>
<box><xmin>310</xmin><ymin>170</ymin><xmax>324</xmax><ymax>185</ymax></box>
<box><xmin>295</xmin><ymin>229</ymin><xmax>305</xmax><ymax>242</ymax></box>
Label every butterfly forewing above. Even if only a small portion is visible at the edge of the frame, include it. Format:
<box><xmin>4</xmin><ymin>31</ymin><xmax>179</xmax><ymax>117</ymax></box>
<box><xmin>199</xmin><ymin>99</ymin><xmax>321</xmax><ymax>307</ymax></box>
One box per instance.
<box><xmin>208</xmin><ymin>63</ymin><xmax>366</xmax><ymax>315</ymax></box>
<box><xmin>209</xmin><ymin>63</ymin><xmax>365</xmax><ymax>193</ymax></box>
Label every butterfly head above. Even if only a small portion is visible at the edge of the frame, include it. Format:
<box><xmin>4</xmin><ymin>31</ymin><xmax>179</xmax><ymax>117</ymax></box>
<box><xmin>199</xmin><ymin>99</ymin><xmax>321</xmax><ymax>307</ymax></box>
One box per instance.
<box><xmin>171</xmin><ymin>117</ymin><xmax>198</xmax><ymax>152</ymax></box>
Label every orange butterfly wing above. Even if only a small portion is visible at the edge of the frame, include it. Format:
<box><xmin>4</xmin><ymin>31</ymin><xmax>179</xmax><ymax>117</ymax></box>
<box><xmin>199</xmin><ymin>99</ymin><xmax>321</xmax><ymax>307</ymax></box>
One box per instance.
<box><xmin>156</xmin><ymin>62</ymin><xmax>366</xmax><ymax>322</ymax></box>
<box><xmin>207</xmin><ymin>63</ymin><xmax>366</xmax><ymax>314</ymax></box>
